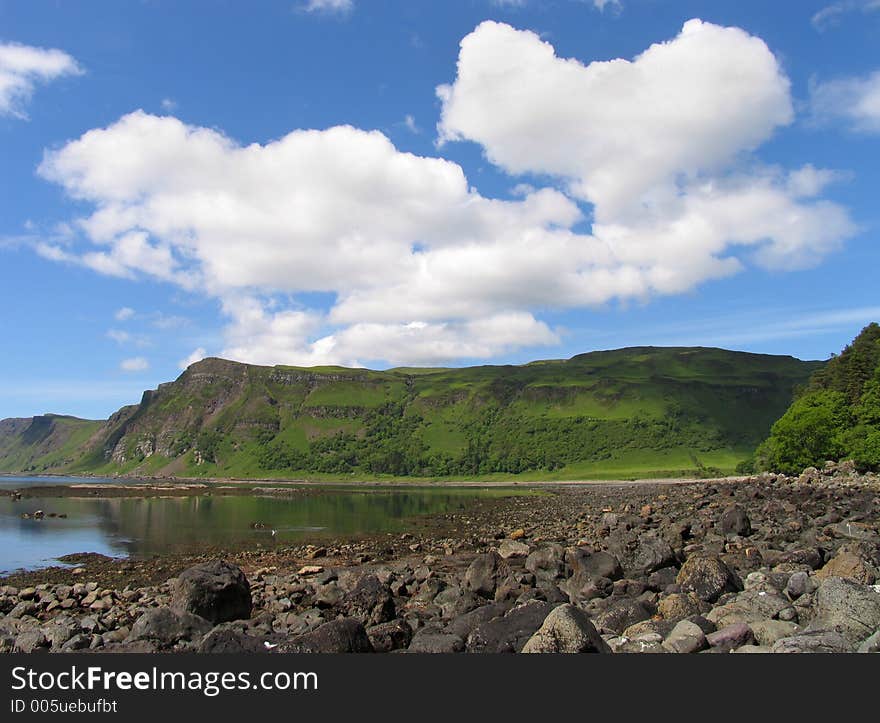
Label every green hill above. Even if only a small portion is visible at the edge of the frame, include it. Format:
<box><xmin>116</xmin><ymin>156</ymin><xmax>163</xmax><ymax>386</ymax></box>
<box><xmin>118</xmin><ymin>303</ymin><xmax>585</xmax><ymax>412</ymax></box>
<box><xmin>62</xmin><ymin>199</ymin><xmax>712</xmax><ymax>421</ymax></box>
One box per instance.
<box><xmin>754</xmin><ymin>323</ymin><xmax>880</xmax><ymax>474</ymax></box>
<box><xmin>0</xmin><ymin>346</ymin><xmax>823</xmax><ymax>481</ymax></box>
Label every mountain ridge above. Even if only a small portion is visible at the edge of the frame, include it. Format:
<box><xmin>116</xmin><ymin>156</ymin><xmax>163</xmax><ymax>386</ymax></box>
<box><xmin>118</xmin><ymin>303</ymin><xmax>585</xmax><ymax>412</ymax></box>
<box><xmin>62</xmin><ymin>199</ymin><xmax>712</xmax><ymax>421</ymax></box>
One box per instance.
<box><xmin>0</xmin><ymin>346</ymin><xmax>824</xmax><ymax>480</ymax></box>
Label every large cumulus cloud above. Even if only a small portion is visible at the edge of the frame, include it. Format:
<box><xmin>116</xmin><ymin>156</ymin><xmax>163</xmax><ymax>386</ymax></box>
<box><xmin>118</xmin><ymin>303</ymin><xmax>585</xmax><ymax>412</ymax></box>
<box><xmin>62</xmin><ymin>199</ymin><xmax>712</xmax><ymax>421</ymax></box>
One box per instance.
<box><xmin>35</xmin><ymin>20</ymin><xmax>856</xmax><ymax>367</ymax></box>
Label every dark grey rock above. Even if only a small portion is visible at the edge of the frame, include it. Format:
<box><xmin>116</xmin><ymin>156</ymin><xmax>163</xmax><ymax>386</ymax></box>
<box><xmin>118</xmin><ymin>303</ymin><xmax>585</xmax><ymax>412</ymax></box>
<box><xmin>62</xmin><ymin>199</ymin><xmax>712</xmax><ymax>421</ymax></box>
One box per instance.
<box><xmin>466</xmin><ymin>600</ymin><xmax>554</xmax><ymax>653</ymax></box>
<box><xmin>565</xmin><ymin>548</ymin><xmax>622</xmax><ymax>581</ymax></box>
<box><xmin>342</xmin><ymin>574</ymin><xmax>395</xmax><ymax>625</ymax></box>
<box><xmin>8</xmin><ymin>601</ymin><xmax>37</xmax><ymax>619</ymax></box>
<box><xmin>676</xmin><ymin>554</ymin><xmax>742</xmax><ymax>602</ymax></box>
<box><xmin>465</xmin><ymin>552</ymin><xmax>510</xmax><ymax>597</ymax></box>
<box><xmin>718</xmin><ymin>505</ymin><xmax>752</xmax><ymax>537</ymax></box>
<box><xmin>366</xmin><ymin>619</ymin><xmax>413</xmax><ymax>653</ymax></box>
<box><xmin>59</xmin><ymin>634</ymin><xmax>91</xmax><ymax>652</ymax></box>
<box><xmin>278</xmin><ymin>618</ymin><xmax>373</xmax><ymax>653</ymax></box>
<box><xmin>606</xmin><ymin>530</ymin><xmax>677</xmax><ymax>576</ymax></box>
<box><xmin>525</xmin><ymin>545</ymin><xmax>566</xmax><ymax>581</ymax></box>
<box><xmin>172</xmin><ymin>560</ymin><xmax>252</xmax><ymax>624</ymax></box>
<box><xmin>407</xmin><ymin>627</ymin><xmax>464</xmax><ymax>653</ymax></box>
<box><xmin>785</xmin><ymin>571</ymin><xmax>815</xmax><ymax>600</ymax></box>
<box><xmin>433</xmin><ymin>585</ymin><xmax>480</xmax><ymax>619</ymax></box>
<box><xmin>198</xmin><ymin>627</ymin><xmax>267</xmax><ymax>653</ymax></box>
<box><xmin>446</xmin><ymin>602</ymin><xmax>511</xmax><ymax>639</ymax></box>
<box><xmin>128</xmin><ymin>607</ymin><xmax>212</xmax><ymax>649</ymax></box>
<box><xmin>647</xmin><ymin>566</ymin><xmax>680</xmax><ymax>592</ymax></box>
<box><xmin>14</xmin><ymin>629</ymin><xmax>48</xmax><ymax>653</ymax></box>
<box><xmin>593</xmin><ymin>598</ymin><xmax>652</xmax><ymax>635</ymax></box>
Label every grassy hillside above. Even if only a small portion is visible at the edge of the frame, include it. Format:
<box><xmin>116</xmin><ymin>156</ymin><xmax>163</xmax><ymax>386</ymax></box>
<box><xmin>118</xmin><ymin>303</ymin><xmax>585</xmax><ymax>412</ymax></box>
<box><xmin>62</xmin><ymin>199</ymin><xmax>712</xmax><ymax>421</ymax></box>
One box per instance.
<box><xmin>0</xmin><ymin>347</ymin><xmax>822</xmax><ymax>480</ymax></box>
<box><xmin>0</xmin><ymin>415</ymin><xmax>104</xmax><ymax>473</ymax></box>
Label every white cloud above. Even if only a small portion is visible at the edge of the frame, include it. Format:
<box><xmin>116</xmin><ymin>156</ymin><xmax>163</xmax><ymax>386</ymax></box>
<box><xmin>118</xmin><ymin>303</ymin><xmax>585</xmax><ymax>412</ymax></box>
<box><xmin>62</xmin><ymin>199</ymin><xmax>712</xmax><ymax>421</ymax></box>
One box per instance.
<box><xmin>151</xmin><ymin>313</ymin><xmax>190</xmax><ymax>330</ymax></box>
<box><xmin>810</xmin><ymin>70</ymin><xmax>880</xmax><ymax>133</ymax></box>
<box><xmin>592</xmin><ymin>0</ymin><xmax>621</xmax><ymax>11</ymax></box>
<box><xmin>786</xmin><ymin>164</ymin><xmax>848</xmax><ymax>198</ymax></box>
<box><xmin>438</xmin><ymin>20</ymin><xmax>793</xmax><ymax>214</ymax></box>
<box><xmin>302</xmin><ymin>0</ymin><xmax>353</xmax><ymax>14</ymax></box>
<box><xmin>403</xmin><ymin>114</ymin><xmax>419</xmax><ymax>133</ymax></box>
<box><xmin>0</xmin><ymin>41</ymin><xmax>81</xmax><ymax>118</ymax></box>
<box><xmin>160</xmin><ymin>97</ymin><xmax>177</xmax><ymax>111</ymax></box>
<box><xmin>107</xmin><ymin>329</ymin><xmax>131</xmax><ymax>344</ymax></box>
<box><xmin>219</xmin><ymin>296</ymin><xmax>558</xmax><ymax>367</ymax></box>
<box><xmin>120</xmin><ymin>357</ymin><xmax>149</xmax><ymax>372</ymax></box>
<box><xmin>812</xmin><ymin>0</ymin><xmax>880</xmax><ymax>30</ymax></box>
<box><xmin>114</xmin><ymin>306</ymin><xmax>135</xmax><ymax>321</ymax></box>
<box><xmin>34</xmin><ymin>21</ymin><xmax>856</xmax><ymax>368</ymax></box>
<box><xmin>178</xmin><ymin>347</ymin><xmax>207</xmax><ymax>370</ymax></box>
<box><xmin>436</xmin><ymin>20</ymin><xmax>853</xmax><ymax>277</ymax></box>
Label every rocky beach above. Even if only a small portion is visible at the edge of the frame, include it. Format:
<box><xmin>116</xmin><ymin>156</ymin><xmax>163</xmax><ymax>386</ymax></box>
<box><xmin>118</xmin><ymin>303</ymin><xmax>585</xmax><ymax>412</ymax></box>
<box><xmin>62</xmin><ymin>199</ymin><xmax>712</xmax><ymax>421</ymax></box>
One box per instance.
<box><xmin>2</xmin><ymin>462</ymin><xmax>879</xmax><ymax>654</ymax></box>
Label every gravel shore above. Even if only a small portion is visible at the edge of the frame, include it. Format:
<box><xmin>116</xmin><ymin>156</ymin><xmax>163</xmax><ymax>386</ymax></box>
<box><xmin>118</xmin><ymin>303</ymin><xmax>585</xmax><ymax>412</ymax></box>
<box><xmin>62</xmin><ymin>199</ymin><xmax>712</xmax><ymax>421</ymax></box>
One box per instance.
<box><xmin>2</xmin><ymin>462</ymin><xmax>879</xmax><ymax>653</ymax></box>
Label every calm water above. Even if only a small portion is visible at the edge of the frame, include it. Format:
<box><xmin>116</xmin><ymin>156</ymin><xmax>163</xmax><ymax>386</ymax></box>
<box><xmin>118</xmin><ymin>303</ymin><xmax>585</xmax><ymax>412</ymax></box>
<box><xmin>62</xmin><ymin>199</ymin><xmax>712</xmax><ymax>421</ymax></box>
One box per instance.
<box><xmin>0</xmin><ymin>478</ymin><xmax>530</xmax><ymax>573</ymax></box>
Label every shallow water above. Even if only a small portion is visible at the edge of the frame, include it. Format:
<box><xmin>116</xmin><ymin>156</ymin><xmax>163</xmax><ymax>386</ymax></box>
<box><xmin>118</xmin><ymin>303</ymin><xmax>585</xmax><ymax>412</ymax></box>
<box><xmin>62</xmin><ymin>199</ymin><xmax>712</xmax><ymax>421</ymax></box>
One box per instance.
<box><xmin>0</xmin><ymin>480</ymin><xmax>528</xmax><ymax>573</ymax></box>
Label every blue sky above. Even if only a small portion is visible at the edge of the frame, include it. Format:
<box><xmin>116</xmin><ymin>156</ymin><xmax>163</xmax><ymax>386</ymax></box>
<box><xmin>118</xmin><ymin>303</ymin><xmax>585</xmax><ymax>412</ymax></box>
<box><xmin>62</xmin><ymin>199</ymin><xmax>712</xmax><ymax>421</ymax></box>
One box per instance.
<box><xmin>1</xmin><ymin>0</ymin><xmax>879</xmax><ymax>420</ymax></box>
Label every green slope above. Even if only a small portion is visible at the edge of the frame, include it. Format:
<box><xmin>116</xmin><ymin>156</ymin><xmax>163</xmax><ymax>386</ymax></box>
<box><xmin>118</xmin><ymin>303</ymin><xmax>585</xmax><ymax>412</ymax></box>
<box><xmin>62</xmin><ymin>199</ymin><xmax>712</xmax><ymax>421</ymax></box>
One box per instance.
<box><xmin>0</xmin><ymin>347</ymin><xmax>823</xmax><ymax>480</ymax></box>
<box><xmin>0</xmin><ymin>415</ymin><xmax>103</xmax><ymax>473</ymax></box>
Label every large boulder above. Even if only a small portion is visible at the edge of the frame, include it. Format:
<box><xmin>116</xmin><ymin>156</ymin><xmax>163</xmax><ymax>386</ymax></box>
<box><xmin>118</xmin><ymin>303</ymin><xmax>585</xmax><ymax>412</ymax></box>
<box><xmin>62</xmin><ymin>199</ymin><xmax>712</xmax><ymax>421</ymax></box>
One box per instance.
<box><xmin>198</xmin><ymin>626</ymin><xmax>267</xmax><ymax>654</ymax></box>
<box><xmin>446</xmin><ymin>602</ymin><xmax>511</xmax><ymax>639</ymax></box>
<box><xmin>407</xmin><ymin>627</ymin><xmax>464</xmax><ymax>653</ymax></box>
<box><xmin>13</xmin><ymin>629</ymin><xmax>48</xmax><ymax>654</ymax></box>
<box><xmin>772</xmin><ymin>630</ymin><xmax>853</xmax><ymax>653</ymax></box>
<box><xmin>565</xmin><ymin>548</ymin><xmax>622</xmax><ymax>581</ymax></box>
<box><xmin>657</xmin><ymin>592</ymin><xmax>706</xmax><ymax>621</ymax></box>
<box><xmin>128</xmin><ymin>607</ymin><xmax>212</xmax><ymax>649</ymax></box>
<box><xmin>498</xmin><ymin>539</ymin><xmax>530</xmax><ymax>560</ymax></box>
<box><xmin>278</xmin><ymin>618</ymin><xmax>373</xmax><ymax>653</ymax></box>
<box><xmin>466</xmin><ymin>600</ymin><xmax>554</xmax><ymax>653</ymax></box>
<box><xmin>366</xmin><ymin>619</ymin><xmax>413</xmax><ymax>653</ymax></box>
<box><xmin>857</xmin><ymin>629</ymin><xmax>880</xmax><ymax>653</ymax></box>
<box><xmin>172</xmin><ymin>560</ymin><xmax>252</xmax><ymax>624</ymax></box>
<box><xmin>465</xmin><ymin>552</ymin><xmax>511</xmax><ymax>598</ymax></box>
<box><xmin>750</xmin><ymin>620</ymin><xmax>801</xmax><ymax>647</ymax></box>
<box><xmin>592</xmin><ymin>598</ymin><xmax>652</xmax><ymax>635</ymax></box>
<box><xmin>525</xmin><ymin>545</ymin><xmax>566</xmax><ymax>582</ymax></box>
<box><xmin>521</xmin><ymin>604</ymin><xmax>609</xmax><ymax>653</ymax></box>
<box><xmin>815</xmin><ymin>548</ymin><xmax>877</xmax><ymax>585</ymax></box>
<box><xmin>433</xmin><ymin>585</ymin><xmax>480</xmax><ymax>619</ymax></box>
<box><xmin>718</xmin><ymin>505</ymin><xmax>752</xmax><ymax>537</ymax></box>
<box><xmin>676</xmin><ymin>554</ymin><xmax>742</xmax><ymax>602</ymax></box>
<box><xmin>341</xmin><ymin>574</ymin><xmax>395</xmax><ymax>625</ymax></box>
<box><xmin>606</xmin><ymin>530</ymin><xmax>677</xmax><ymax>576</ymax></box>
<box><xmin>809</xmin><ymin>576</ymin><xmax>880</xmax><ymax>644</ymax></box>
<box><xmin>705</xmin><ymin>623</ymin><xmax>755</xmax><ymax>651</ymax></box>
<box><xmin>662</xmin><ymin>619</ymin><xmax>708</xmax><ymax>654</ymax></box>
<box><xmin>706</xmin><ymin>589</ymin><xmax>793</xmax><ymax>628</ymax></box>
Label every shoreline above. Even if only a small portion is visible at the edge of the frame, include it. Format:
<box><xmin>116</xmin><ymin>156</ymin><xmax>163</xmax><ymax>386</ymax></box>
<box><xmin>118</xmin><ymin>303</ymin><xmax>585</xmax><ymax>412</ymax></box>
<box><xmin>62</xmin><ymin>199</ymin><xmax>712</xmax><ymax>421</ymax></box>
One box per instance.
<box><xmin>1</xmin><ymin>464</ymin><xmax>878</xmax><ymax>653</ymax></box>
<box><xmin>0</xmin><ymin>471</ymin><xmax>751</xmax><ymax>497</ymax></box>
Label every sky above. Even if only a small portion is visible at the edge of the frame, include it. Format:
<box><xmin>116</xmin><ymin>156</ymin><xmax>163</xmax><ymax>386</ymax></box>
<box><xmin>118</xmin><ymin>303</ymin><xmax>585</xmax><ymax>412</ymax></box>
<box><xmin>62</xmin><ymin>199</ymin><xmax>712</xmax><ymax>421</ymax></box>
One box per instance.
<box><xmin>1</xmin><ymin>0</ymin><xmax>879</xmax><ymax>420</ymax></box>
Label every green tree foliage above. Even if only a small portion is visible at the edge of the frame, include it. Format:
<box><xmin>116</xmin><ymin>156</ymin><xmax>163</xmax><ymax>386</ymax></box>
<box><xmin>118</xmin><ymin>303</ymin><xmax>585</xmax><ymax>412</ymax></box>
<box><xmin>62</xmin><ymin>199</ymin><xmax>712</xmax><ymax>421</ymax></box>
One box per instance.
<box><xmin>254</xmin><ymin>399</ymin><xmax>727</xmax><ymax>477</ymax></box>
<box><xmin>756</xmin><ymin>323</ymin><xmax>880</xmax><ymax>473</ymax></box>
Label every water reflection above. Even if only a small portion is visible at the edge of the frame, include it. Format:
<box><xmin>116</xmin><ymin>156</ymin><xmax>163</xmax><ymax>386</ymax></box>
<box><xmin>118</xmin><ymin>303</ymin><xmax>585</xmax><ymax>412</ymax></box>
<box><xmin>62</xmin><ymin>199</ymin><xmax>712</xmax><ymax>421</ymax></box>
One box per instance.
<box><xmin>0</xmin><ymin>487</ymin><xmax>525</xmax><ymax>573</ymax></box>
